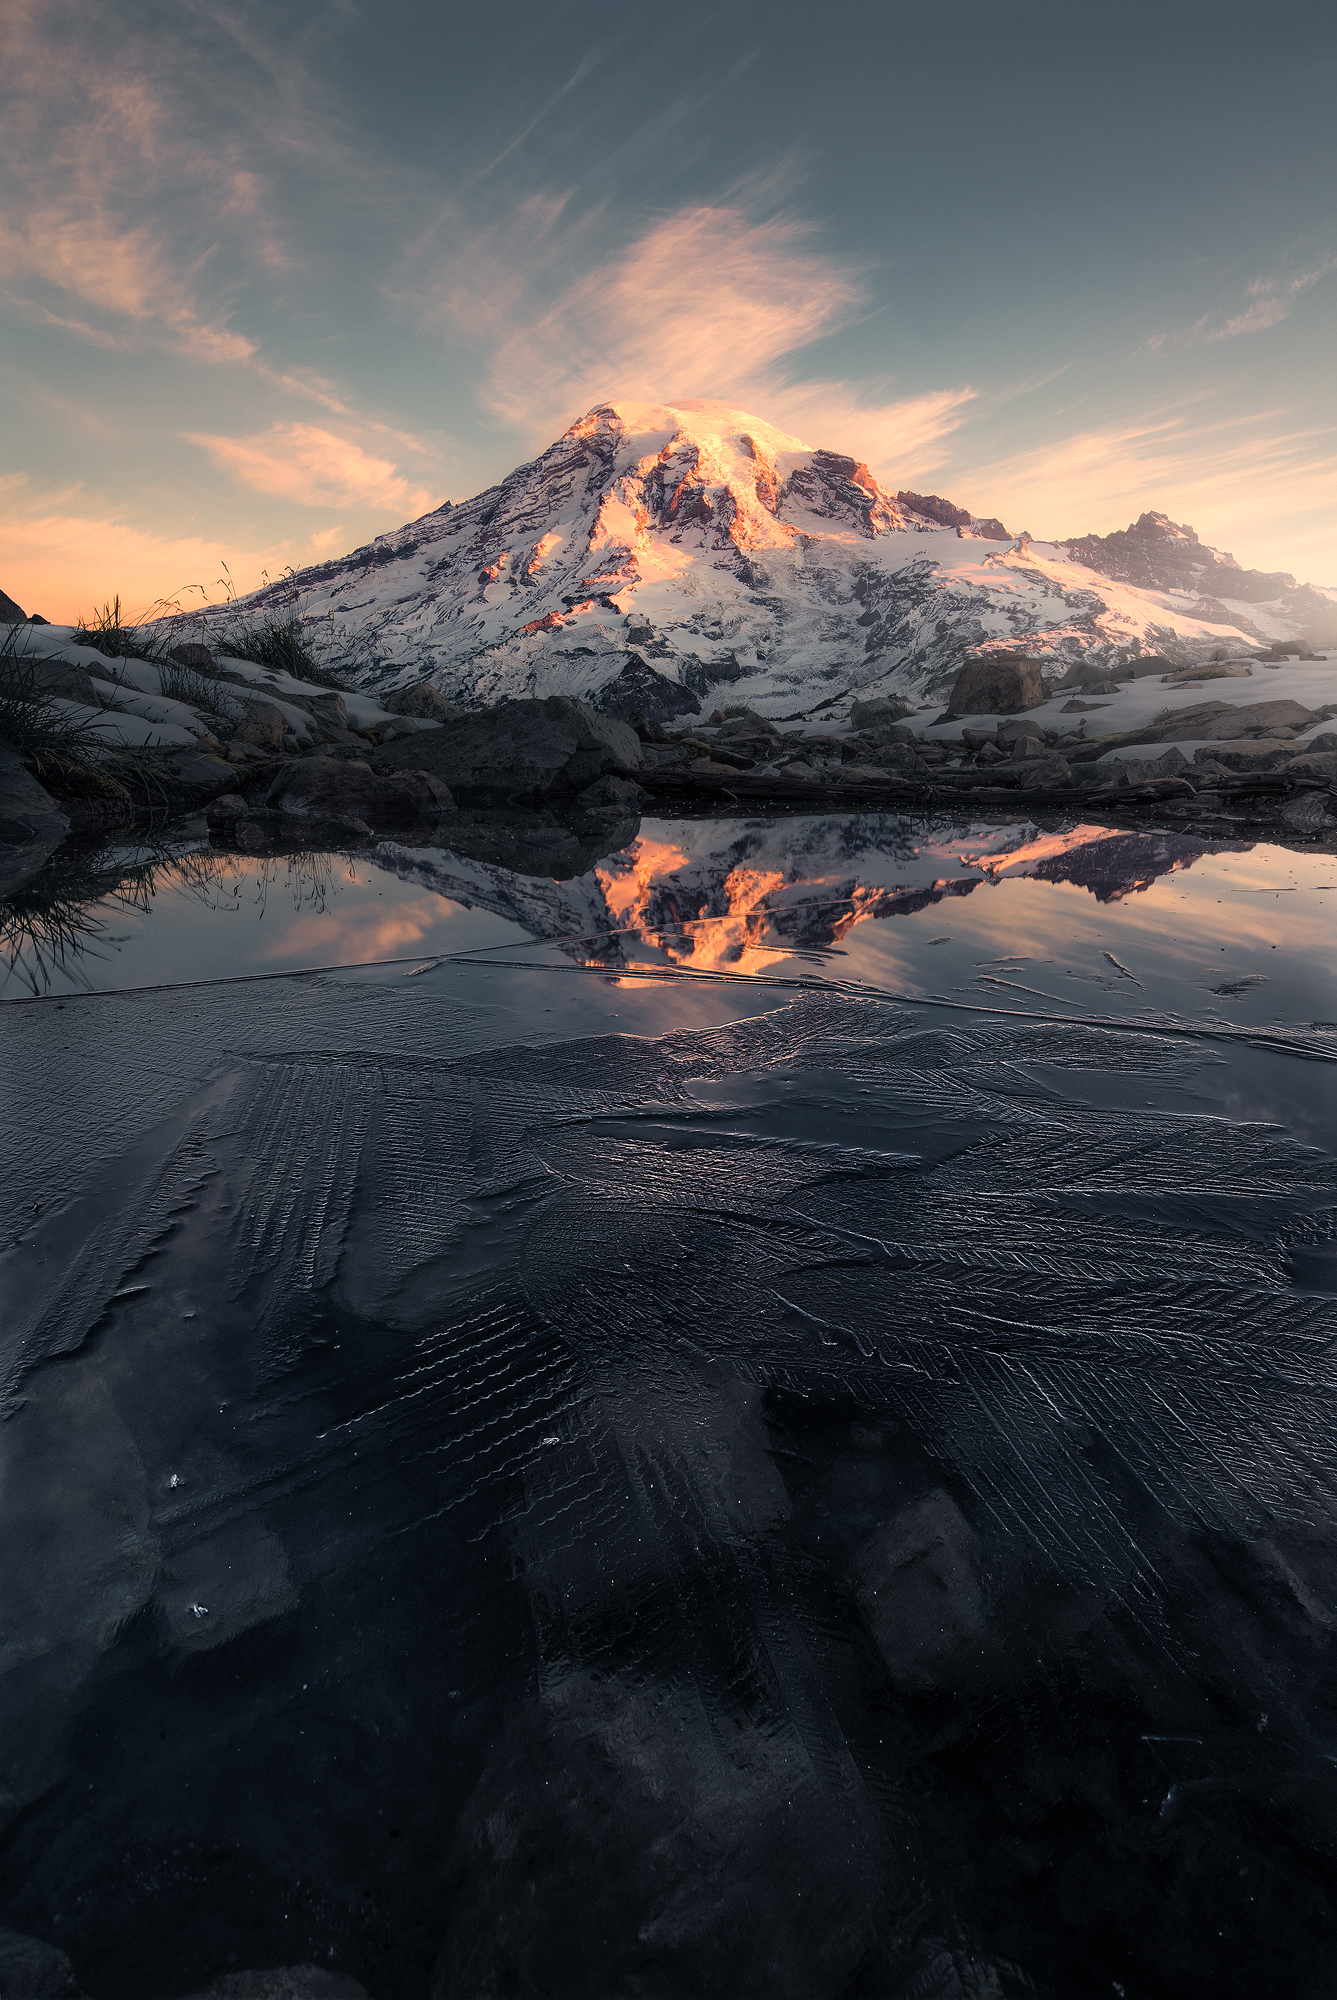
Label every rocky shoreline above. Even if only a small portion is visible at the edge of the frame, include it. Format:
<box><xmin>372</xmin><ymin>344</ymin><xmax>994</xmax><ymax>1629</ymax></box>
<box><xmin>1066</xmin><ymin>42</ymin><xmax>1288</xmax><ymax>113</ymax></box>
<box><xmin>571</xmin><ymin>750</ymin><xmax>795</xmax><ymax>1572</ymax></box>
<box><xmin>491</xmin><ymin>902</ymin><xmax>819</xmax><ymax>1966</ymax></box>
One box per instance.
<box><xmin>3</xmin><ymin>626</ymin><xmax>1337</xmax><ymax>910</ymax></box>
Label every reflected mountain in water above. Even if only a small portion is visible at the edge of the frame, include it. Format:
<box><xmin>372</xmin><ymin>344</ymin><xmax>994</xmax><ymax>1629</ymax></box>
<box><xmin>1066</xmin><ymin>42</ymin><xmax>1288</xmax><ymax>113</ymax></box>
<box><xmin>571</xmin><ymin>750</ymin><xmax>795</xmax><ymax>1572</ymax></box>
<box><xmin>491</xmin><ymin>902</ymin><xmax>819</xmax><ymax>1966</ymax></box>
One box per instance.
<box><xmin>380</xmin><ymin>812</ymin><xmax>1250</xmax><ymax>975</ymax></box>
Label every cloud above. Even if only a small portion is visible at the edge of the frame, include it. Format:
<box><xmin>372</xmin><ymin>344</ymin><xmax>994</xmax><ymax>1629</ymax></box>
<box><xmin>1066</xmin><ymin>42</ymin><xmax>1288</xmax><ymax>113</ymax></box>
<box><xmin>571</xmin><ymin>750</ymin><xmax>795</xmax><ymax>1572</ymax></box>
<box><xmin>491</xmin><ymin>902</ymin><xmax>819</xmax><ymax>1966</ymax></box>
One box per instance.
<box><xmin>463</xmin><ymin>204</ymin><xmax>861</xmax><ymax>436</ymax></box>
<box><xmin>183</xmin><ymin>423</ymin><xmax>438</xmax><ymax>515</ymax></box>
<box><xmin>0</xmin><ymin>472</ymin><xmax>341</xmax><ymax>623</ymax></box>
<box><xmin>763</xmin><ymin>383</ymin><xmax>977</xmax><ymax>478</ymax></box>
<box><xmin>1145</xmin><ymin>253</ymin><xmax>1337</xmax><ymax>353</ymax></box>
<box><xmin>416</xmin><ymin>196</ymin><xmax>975</xmax><ymax>481</ymax></box>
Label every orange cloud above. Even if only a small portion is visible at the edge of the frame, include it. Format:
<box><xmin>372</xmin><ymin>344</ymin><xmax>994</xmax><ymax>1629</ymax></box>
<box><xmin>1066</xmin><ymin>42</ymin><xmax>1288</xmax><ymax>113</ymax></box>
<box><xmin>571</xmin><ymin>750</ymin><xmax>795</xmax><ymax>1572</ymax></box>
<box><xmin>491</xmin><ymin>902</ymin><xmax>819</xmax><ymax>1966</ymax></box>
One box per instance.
<box><xmin>182</xmin><ymin>424</ymin><xmax>439</xmax><ymax>514</ymax></box>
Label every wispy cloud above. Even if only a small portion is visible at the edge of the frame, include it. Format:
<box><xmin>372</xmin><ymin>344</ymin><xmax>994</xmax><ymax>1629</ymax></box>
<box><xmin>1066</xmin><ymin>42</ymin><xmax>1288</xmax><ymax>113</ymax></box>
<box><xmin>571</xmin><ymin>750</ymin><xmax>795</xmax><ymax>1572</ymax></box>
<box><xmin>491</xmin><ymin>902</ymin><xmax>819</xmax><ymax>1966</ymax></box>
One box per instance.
<box><xmin>182</xmin><ymin>424</ymin><xmax>439</xmax><ymax>515</ymax></box>
<box><xmin>412</xmin><ymin>195</ymin><xmax>973</xmax><ymax>477</ymax></box>
<box><xmin>1144</xmin><ymin>254</ymin><xmax>1337</xmax><ymax>353</ymax></box>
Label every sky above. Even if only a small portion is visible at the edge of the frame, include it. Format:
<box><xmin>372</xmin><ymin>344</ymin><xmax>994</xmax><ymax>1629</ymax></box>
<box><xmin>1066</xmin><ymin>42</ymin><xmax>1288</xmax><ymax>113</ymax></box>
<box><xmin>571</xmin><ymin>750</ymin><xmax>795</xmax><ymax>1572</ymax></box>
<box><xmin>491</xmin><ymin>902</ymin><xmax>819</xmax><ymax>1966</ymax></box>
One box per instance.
<box><xmin>3</xmin><ymin>0</ymin><xmax>1335</xmax><ymax>622</ymax></box>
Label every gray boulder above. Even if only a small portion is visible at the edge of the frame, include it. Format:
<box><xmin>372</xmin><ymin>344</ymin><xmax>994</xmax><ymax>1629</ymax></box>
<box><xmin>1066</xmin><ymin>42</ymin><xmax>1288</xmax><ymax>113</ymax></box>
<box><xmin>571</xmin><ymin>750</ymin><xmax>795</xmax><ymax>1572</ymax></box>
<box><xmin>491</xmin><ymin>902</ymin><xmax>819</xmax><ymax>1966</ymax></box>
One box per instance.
<box><xmin>1281</xmin><ymin>749</ymin><xmax>1337</xmax><ymax>784</ymax></box>
<box><xmin>163</xmin><ymin>749</ymin><xmax>240</xmax><ymax>798</ymax></box>
<box><xmin>1279</xmin><ymin>791</ymin><xmax>1337</xmax><ymax>830</ymax></box>
<box><xmin>0</xmin><ymin>1926</ymin><xmax>83</xmax><ymax>1997</ymax></box>
<box><xmin>372</xmin><ymin>696</ymin><xmax>641</xmax><ymax>802</ymax></box>
<box><xmin>232</xmin><ymin>698</ymin><xmax>292</xmax><ymax>750</ymax></box>
<box><xmin>849</xmin><ymin>694</ymin><xmax>913</xmax><ymax>729</ymax></box>
<box><xmin>1195</xmin><ymin>738</ymin><xmax>1298</xmax><ymax>772</ymax></box>
<box><xmin>0</xmin><ymin>743</ymin><xmax>70</xmax><ymax>896</ymax></box>
<box><xmin>575</xmin><ymin>774</ymin><xmax>648</xmax><ymax>813</ymax></box>
<box><xmin>1156</xmin><ymin>698</ymin><xmax>1322</xmax><ymax>743</ymax></box>
<box><xmin>2</xmin><ymin>655</ymin><xmax>99</xmax><ymax>706</ymax></box>
<box><xmin>166</xmin><ymin>642</ymin><xmax>218</xmax><ymax>671</ymax></box>
<box><xmin>948</xmin><ymin>653</ymin><xmax>1046</xmax><ymax>715</ymax></box>
<box><xmin>174</xmin><ymin>1968</ymin><xmax>369</xmax><ymax>2000</ymax></box>
<box><xmin>382</xmin><ymin>682</ymin><xmax>461</xmax><ymax>722</ymax></box>
<box><xmin>1018</xmin><ymin>755</ymin><xmax>1074</xmax><ymax>789</ymax></box>
<box><xmin>267</xmin><ymin>758</ymin><xmax>454</xmax><ymax>825</ymax></box>
<box><xmin>852</xmin><ymin>1491</ymin><xmax>987</xmax><ymax>1695</ymax></box>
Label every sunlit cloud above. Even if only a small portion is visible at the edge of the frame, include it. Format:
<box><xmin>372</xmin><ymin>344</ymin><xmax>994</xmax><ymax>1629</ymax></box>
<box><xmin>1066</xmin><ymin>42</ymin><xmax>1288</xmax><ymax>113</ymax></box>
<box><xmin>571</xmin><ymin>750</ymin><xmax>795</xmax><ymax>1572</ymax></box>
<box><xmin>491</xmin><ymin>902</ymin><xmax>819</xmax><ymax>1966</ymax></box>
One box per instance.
<box><xmin>1144</xmin><ymin>253</ymin><xmax>1337</xmax><ymax>353</ymax></box>
<box><xmin>416</xmin><ymin>196</ymin><xmax>977</xmax><ymax>484</ymax></box>
<box><xmin>182</xmin><ymin>424</ymin><xmax>439</xmax><ymax>515</ymax></box>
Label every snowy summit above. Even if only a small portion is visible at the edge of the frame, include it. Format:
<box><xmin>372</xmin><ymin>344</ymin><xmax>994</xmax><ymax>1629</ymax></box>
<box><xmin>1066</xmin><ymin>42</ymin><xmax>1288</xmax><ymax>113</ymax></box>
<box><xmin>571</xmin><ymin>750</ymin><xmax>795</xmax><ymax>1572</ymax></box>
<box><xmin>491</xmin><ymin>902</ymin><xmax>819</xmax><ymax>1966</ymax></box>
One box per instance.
<box><xmin>223</xmin><ymin>400</ymin><xmax>1337</xmax><ymax>721</ymax></box>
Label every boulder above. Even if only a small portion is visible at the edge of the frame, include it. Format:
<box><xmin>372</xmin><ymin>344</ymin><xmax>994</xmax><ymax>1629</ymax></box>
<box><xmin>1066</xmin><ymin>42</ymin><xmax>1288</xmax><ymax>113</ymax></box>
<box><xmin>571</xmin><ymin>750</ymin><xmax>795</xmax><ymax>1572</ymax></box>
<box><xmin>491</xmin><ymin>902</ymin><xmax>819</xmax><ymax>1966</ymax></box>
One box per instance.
<box><xmin>163</xmin><ymin>750</ymin><xmax>240</xmax><ymax>799</ymax></box>
<box><xmin>0</xmin><ymin>742</ymin><xmax>70</xmax><ymax>847</ymax></box>
<box><xmin>1018</xmin><ymin>755</ymin><xmax>1074</xmax><ymax>789</ymax></box>
<box><xmin>175</xmin><ymin>1967</ymin><xmax>370</xmax><ymax>2000</ymax></box>
<box><xmin>852</xmin><ymin>1491</ymin><xmax>987</xmax><ymax>1694</ymax></box>
<box><xmin>382</xmin><ymin>683</ymin><xmax>461</xmax><ymax>723</ymax></box>
<box><xmin>575</xmin><ymin>774</ymin><xmax>649</xmax><ymax>813</ymax></box>
<box><xmin>947</xmin><ymin>654</ymin><xmax>1046</xmax><ymax>715</ymax></box>
<box><xmin>2</xmin><ymin>656</ymin><xmax>99</xmax><ymax>706</ymax></box>
<box><xmin>849</xmin><ymin>694</ymin><xmax>913</xmax><ymax>730</ymax></box>
<box><xmin>1105</xmin><ymin>748</ymin><xmax>1189</xmax><ymax>784</ymax></box>
<box><xmin>205</xmin><ymin>792</ymin><xmax>249</xmax><ymax>826</ymax></box>
<box><xmin>1193</xmin><ymin>738</ymin><xmax>1297</xmax><ymax>772</ymax></box>
<box><xmin>0</xmin><ymin>588</ymin><xmax>31</xmax><ymax>626</ymax></box>
<box><xmin>0</xmin><ymin>1925</ymin><xmax>83</xmax><ymax>1998</ymax></box>
<box><xmin>866</xmin><ymin>742</ymin><xmax>923</xmax><ymax>774</ymax></box>
<box><xmin>167</xmin><ymin>642</ymin><xmax>218</xmax><ymax>671</ymax></box>
<box><xmin>233</xmin><ymin>698</ymin><xmax>291</xmax><ymax>750</ymax></box>
<box><xmin>1157</xmin><ymin>698</ymin><xmax>1322</xmax><ymax>743</ymax></box>
<box><xmin>1279</xmin><ymin>792</ymin><xmax>1337</xmax><ymax>830</ymax></box>
<box><xmin>1282</xmin><ymin>749</ymin><xmax>1337</xmax><ymax>784</ymax></box>
<box><xmin>267</xmin><ymin>758</ymin><xmax>454</xmax><ymax>825</ymax></box>
<box><xmin>371</xmin><ymin>696</ymin><xmax>641</xmax><ymax>802</ymax></box>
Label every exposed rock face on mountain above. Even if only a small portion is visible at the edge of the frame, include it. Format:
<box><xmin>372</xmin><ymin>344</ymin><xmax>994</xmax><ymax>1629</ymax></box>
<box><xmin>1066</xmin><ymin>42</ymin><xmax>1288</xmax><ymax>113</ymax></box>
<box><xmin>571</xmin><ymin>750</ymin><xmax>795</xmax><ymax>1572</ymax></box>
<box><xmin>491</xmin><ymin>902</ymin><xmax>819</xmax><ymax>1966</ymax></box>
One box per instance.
<box><xmin>1061</xmin><ymin>511</ymin><xmax>1337</xmax><ymax>648</ymax></box>
<box><xmin>215</xmin><ymin>402</ymin><xmax>1337</xmax><ymax>722</ymax></box>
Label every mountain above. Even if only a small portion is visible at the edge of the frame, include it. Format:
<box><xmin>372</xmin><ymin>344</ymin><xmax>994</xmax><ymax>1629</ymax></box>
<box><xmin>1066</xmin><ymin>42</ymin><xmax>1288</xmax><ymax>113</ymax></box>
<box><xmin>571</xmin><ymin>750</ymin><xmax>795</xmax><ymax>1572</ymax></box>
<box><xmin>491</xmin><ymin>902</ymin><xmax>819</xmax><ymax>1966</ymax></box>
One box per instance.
<box><xmin>228</xmin><ymin>401</ymin><xmax>1337</xmax><ymax>721</ymax></box>
<box><xmin>377</xmin><ymin>813</ymin><xmax>1249</xmax><ymax>979</ymax></box>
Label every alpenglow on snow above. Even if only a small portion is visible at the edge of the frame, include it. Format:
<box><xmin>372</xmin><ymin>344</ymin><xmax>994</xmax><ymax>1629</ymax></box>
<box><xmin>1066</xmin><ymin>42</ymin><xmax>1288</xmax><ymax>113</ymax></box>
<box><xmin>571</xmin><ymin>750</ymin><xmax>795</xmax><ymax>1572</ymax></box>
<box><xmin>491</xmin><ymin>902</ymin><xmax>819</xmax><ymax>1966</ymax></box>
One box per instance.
<box><xmin>217</xmin><ymin>401</ymin><xmax>1337</xmax><ymax>720</ymax></box>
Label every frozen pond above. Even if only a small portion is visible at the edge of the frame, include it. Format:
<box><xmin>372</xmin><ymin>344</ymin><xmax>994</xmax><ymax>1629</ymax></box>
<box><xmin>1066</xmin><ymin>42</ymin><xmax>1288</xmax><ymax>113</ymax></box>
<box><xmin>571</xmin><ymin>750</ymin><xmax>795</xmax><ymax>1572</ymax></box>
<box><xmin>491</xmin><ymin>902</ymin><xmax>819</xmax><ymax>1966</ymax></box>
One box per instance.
<box><xmin>2</xmin><ymin>809</ymin><xmax>1335</xmax><ymax>1998</ymax></box>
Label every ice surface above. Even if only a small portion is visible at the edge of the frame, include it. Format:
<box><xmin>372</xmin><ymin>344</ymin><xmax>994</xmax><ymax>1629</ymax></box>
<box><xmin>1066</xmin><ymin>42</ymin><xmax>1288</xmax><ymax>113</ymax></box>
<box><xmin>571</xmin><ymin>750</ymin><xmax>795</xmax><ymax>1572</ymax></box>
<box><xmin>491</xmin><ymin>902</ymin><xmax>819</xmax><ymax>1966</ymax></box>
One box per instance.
<box><xmin>2</xmin><ymin>812</ymin><xmax>1336</xmax><ymax>1998</ymax></box>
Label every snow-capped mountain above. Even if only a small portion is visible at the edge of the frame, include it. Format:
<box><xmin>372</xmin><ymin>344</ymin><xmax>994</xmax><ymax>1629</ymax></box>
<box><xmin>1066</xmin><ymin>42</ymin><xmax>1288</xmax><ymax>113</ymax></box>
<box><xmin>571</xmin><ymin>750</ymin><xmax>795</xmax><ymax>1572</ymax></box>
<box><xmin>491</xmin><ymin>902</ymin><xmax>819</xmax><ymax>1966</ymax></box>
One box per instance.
<box><xmin>379</xmin><ymin>814</ymin><xmax>1249</xmax><ymax>978</ymax></box>
<box><xmin>227</xmin><ymin>400</ymin><xmax>1337</xmax><ymax>721</ymax></box>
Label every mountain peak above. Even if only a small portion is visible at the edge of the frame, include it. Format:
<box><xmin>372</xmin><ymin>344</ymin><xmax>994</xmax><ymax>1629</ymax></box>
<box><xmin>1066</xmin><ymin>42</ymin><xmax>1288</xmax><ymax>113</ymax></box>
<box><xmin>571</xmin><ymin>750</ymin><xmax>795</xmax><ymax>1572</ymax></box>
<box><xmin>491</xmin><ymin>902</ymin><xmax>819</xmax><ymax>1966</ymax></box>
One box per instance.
<box><xmin>222</xmin><ymin>399</ymin><xmax>1335</xmax><ymax>720</ymax></box>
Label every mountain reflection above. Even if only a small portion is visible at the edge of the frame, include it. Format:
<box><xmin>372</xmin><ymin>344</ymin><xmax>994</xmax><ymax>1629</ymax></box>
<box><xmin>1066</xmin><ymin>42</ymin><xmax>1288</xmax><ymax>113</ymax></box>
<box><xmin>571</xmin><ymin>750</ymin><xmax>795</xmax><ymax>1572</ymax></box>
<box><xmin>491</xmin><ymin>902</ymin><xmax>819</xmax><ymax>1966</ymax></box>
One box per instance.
<box><xmin>382</xmin><ymin>812</ymin><xmax>1251</xmax><ymax>976</ymax></box>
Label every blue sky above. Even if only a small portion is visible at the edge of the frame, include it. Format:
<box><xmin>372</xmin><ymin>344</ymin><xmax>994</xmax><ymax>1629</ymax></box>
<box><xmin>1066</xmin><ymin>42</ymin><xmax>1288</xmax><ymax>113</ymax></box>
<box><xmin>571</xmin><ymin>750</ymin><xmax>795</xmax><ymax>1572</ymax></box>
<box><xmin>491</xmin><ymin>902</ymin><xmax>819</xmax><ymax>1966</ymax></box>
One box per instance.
<box><xmin>3</xmin><ymin>0</ymin><xmax>1335</xmax><ymax>618</ymax></box>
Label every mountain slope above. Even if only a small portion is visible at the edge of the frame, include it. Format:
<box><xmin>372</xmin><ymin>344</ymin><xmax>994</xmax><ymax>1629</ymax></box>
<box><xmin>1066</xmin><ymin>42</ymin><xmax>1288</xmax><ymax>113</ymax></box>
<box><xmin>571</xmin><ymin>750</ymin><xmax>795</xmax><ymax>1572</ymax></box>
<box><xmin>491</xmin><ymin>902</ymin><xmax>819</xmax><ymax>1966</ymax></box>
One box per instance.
<box><xmin>226</xmin><ymin>401</ymin><xmax>1337</xmax><ymax>720</ymax></box>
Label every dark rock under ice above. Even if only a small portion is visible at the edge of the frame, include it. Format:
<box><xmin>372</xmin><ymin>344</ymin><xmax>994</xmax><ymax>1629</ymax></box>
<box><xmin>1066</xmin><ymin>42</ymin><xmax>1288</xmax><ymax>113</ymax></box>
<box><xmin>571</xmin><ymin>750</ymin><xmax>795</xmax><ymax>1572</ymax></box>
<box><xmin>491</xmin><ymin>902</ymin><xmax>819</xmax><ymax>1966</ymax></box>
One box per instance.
<box><xmin>1</xmin><ymin>809</ymin><xmax>1335</xmax><ymax>2000</ymax></box>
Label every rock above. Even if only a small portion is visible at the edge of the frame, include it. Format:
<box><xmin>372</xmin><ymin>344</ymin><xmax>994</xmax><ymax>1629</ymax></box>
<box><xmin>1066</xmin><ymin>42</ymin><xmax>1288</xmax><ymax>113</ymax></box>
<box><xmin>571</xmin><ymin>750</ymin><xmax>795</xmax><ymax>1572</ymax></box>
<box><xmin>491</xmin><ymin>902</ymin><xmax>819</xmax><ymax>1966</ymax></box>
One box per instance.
<box><xmin>1018</xmin><ymin>755</ymin><xmax>1074</xmax><ymax>789</ymax></box>
<box><xmin>975</xmin><ymin>741</ymin><xmax>1003</xmax><ymax>764</ymax></box>
<box><xmin>947</xmin><ymin>653</ymin><xmax>1045</xmax><ymax>715</ymax></box>
<box><xmin>173</xmin><ymin>1967</ymin><xmax>370</xmax><ymax>2000</ymax></box>
<box><xmin>1161</xmin><ymin>661</ymin><xmax>1253</xmax><ymax>684</ymax></box>
<box><xmin>1279</xmin><ymin>792</ymin><xmax>1337</xmax><ymax>830</ymax></box>
<box><xmin>864</xmin><ymin>742</ymin><xmax>923</xmax><ymax>774</ymax></box>
<box><xmin>1282</xmin><ymin>750</ymin><xmax>1337</xmax><ymax>783</ymax></box>
<box><xmin>0</xmin><ymin>742</ymin><xmax>70</xmax><ymax>846</ymax></box>
<box><xmin>232</xmin><ymin>698</ymin><xmax>292</xmax><ymax>750</ymax></box>
<box><xmin>1157</xmin><ymin>698</ymin><xmax>1323</xmax><ymax>743</ymax></box>
<box><xmin>167</xmin><ymin>642</ymin><xmax>218</xmax><ymax>671</ymax></box>
<box><xmin>205</xmin><ymin>792</ymin><xmax>249</xmax><ymax>826</ymax></box>
<box><xmin>1194</xmin><ymin>738</ymin><xmax>1298</xmax><ymax>772</ymax></box>
<box><xmin>163</xmin><ymin>750</ymin><xmax>241</xmax><ymax>799</ymax></box>
<box><xmin>1106</xmin><ymin>747</ymin><xmax>1189</xmax><ymax>784</ymax></box>
<box><xmin>2</xmin><ymin>655</ymin><xmax>99</xmax><ymax>705</ymax></box>
<box><xmin>997</xmin><ymin>716</ymin><xmax>1046</xmax><ymax>748</ymax></box>
<box><xmin>372</xmin><ymin>696</ymin><xmax>641</xmax><ymax>802</ymax></box>
<box><xmin>852</xmin><ymin>1491</ymin><xmax>987</xmax><ymax>1694</ymax></box>
<box><xmin>381</xmin><ymin>683</ymin><xmax>461</xmax><ymax>722</ymax></box>
<box><xmin>267</xmin><ymin>758</ymin><xmax>454</xmax><ymax>825</ymax></box>
<box><xmin>716</xmin><ymin>711</ymin><xmax>780</xmax><ymax>741</ymax></box>
<box><xmin>849</xmin><ymin>694</ymin><xmax>913</xmax><ymax>729</ymax></box>
<box><xmin>0</xmin><ymin>1925</ymin><xmax>84</xmax><ymax>1997</ymax></box>
<box><xmin>835</xmin><ymin>764</ymin><xmax>897</xmax><ymax>786</ymax></box>
<box><xmin>575</xmin><ymin>774</ymin><xmax>648</xmax><ymax>812</ymax></box>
